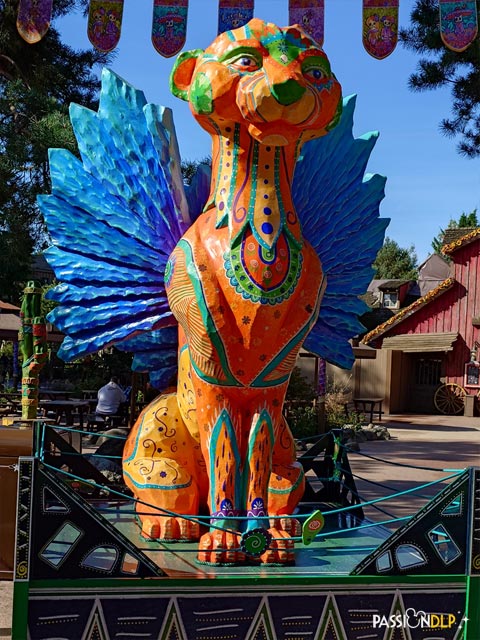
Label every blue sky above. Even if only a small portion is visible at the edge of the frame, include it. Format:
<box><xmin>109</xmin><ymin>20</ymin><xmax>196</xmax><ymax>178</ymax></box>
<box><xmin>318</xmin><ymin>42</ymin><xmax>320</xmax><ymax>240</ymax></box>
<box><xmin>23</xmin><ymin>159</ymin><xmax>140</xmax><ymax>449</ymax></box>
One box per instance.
<box><xmin>57</xmin><ymin>0</ymin><xmax>480</xmax><ymax>264</ymax></box>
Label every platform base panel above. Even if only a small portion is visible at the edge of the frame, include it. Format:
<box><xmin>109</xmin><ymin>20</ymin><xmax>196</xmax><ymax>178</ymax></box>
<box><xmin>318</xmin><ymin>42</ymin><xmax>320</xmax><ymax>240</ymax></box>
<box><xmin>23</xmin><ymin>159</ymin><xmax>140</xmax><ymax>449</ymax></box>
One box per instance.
<box><xmin>22</xmin><ymin>579</ymin><xmax>467</xmax><ymax>640</ymax></box>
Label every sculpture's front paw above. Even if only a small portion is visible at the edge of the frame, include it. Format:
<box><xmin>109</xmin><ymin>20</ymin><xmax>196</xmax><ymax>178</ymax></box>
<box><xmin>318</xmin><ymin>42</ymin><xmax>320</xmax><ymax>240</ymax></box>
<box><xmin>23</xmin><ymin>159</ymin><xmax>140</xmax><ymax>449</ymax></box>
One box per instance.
<box><xmin>140</xmin><ymin>515</ymin><xmax>200</xmax><ymax>541</ymax></box>
<box><xmin>260</xmin><ymin>527</ymin><xmax>296</xmax><ymax>565</ymax></box>
<box><xmin>270</xmin><ymin>516</ymin><xmax>302</xmax><ymax>537</ymax></box>
<box><xmin>197</xmin><ymin>531</ymin><xmax>245</xmax><ymax>565</ymax></box>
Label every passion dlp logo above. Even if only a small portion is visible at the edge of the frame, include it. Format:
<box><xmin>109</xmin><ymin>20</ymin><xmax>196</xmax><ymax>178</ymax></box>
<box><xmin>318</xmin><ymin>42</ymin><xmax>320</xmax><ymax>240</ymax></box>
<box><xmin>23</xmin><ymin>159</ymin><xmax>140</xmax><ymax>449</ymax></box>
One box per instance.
<box><xmin>372</xmin><ymin>608</ymin><xmax>457</xmax><ymax>630</ymax></box>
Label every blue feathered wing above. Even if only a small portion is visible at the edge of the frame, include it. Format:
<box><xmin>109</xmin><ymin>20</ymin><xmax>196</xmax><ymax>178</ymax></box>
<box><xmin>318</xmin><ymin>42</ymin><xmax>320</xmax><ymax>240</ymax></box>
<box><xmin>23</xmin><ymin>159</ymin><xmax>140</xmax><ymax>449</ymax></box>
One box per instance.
<box><xmin>38</xmin><ymin>68</ymin><xmax>210</xmax><ymax>389</ymax></box>
<box><xmin>293</xmin><ymin>94</ymin><xmax>389</xmax><ymax>369</ymax></box>
<box><xmin>41</xmin><ymin>69</ymin><xmax>386</xmax><ymax>386</ymax></box>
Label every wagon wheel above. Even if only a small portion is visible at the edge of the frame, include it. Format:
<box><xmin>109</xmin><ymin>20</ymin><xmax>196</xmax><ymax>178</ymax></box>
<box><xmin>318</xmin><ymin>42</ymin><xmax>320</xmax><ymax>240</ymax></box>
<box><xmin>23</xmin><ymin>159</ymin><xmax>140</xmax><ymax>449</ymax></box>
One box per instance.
<box><xmin>434</xmin><ymin>383</ymin><xmax>466</xmax><ymax>415</ymax></box>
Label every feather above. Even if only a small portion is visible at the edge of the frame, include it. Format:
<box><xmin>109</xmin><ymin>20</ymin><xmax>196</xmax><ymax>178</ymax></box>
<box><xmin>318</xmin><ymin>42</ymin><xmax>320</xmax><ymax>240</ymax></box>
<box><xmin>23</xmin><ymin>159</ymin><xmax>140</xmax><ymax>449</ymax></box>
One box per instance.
<box><xmin>39</xmin><ymin>69</ymin><xmax>210</xmax><ymax>377</ymax></box>
<box><xmin>293</xmin><ymin>95</ymin><xmax>389</xmax><ymax>368</ymax></box>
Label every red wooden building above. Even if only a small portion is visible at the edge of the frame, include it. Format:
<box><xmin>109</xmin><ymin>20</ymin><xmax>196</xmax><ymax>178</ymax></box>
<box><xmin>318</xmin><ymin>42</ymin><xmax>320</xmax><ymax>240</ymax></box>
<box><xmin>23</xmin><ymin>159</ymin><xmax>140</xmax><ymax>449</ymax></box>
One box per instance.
<box><xmin>362</xmin><ymin>229</ymin><xmax>480</xmax><ymax>415</ymax></box>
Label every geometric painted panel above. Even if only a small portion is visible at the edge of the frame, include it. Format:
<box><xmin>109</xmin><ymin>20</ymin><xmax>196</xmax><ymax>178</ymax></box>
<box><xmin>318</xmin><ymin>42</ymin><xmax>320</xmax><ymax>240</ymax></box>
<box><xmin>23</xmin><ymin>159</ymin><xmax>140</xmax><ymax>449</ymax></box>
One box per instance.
<box><xmin>177</xmin><ymin>595</ymin><xmax>263</xmax><ymax>639</ymax></box>
<box><xmin>269</xmin><ymin>594</ymin><xmax>328</xmax><ymax>638</ymax></box>
<box><xmin>28</xmin><ymin>597</ymin><xmax>97</xmax><ymax>639</ymax></box>
<box><xmin>26</xmin><ymin>588</ymin><xmax>468</xmax><ymax>640</ymax></box>
<box><xmin>351</xmin><ymin>470</ymin><xmax>470</xmax><ymax>576</ymax></box>
<box><xmin>335</xmin><ymin>592</ymin><xmax>395</xmax><ymax>639</ymax></box>
<box><xmin>30</xmin><ymin>463</ymin><xmax>164</xmax><ymax>578</ymax></box>
<box><xmin>101</xmin><ymin>597</ymin><xmax>171</xmax><ymax>638</ymax></box>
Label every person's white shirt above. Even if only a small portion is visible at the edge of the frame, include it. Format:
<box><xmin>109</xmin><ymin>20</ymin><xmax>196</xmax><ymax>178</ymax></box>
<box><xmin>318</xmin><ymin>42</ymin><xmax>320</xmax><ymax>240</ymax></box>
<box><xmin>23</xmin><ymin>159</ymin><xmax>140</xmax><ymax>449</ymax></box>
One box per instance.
<box><xmin>96</xmin><ymin>380</ymin><xmax>126</xmax><ymax>415</ymax></box>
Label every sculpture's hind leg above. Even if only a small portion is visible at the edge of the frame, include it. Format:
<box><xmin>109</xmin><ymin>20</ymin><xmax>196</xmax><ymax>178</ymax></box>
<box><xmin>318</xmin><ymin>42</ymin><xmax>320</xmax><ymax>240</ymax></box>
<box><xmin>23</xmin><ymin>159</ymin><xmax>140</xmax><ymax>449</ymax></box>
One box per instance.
<box><xmin>268</xmin><ymin>415</ymin><xmax>305</xmax><ymax>515</ymax></box>
<box><xmin>267</xmin><ymin>416</ymin><xmax>304</xmax><ymax>544</ymax></box>
<box><xmin>123</xmin><ymin>393</ymin><xmax>207</xmax><ymax>541</ymax></box>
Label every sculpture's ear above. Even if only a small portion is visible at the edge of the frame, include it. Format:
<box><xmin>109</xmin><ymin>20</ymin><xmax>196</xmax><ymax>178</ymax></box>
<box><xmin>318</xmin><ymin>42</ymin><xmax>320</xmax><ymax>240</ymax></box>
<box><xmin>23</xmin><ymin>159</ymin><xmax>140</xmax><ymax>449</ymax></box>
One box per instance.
<box><xmin>170</xmin><ymin>49</ymin><xmax>203</xmax><ymax>101</ymax></box>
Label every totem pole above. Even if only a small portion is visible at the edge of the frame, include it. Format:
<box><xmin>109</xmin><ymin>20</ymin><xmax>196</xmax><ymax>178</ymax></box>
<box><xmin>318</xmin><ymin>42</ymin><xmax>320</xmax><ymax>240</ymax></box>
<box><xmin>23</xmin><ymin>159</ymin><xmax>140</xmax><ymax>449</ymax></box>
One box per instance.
<box><xmin>19</xmin><ymin>281</ymin><xmax>47</xmax><ymax>421</ymax></box>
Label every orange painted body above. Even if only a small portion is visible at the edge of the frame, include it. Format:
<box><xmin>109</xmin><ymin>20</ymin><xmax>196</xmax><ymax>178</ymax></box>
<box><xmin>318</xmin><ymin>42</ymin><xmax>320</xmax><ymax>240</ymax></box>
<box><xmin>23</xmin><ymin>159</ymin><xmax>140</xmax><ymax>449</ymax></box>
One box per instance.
<box><xmin>123</xmin><ymin>18</ymin><xmax>342</xmax><ymax>564</ymax></box>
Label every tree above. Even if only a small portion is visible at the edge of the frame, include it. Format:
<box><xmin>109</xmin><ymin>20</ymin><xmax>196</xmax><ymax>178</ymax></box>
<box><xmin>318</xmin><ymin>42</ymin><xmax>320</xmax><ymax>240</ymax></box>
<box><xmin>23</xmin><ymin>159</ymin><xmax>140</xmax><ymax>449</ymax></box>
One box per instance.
<box><xmin>372</xmin><ymin>237</ymin><xmax>418</xmax><ymax>280</ymax></box>
<box><xmin>0</xmin><ymin>0</ymin><xmax>109</xmax><ymax>302</ymax></box>
<box><xmin>181</xmin><ymin>157</ymin><xmax>211</xmax><ymax>185</ymax></box>
<box><xmin>431</xmin><ymin>208</ymin><xmax>478</xmax><ymax>253</ymax></box>
<box><xmin>400</xmin><ymin>0</ymin><xmax>480</xmax><ymax>158</ymax></box>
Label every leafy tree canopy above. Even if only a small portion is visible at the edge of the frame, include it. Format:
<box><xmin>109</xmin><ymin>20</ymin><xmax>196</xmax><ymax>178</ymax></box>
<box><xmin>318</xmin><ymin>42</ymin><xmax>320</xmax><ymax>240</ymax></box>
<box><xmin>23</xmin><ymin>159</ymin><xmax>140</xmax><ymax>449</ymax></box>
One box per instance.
<box><xmin>181</xmin><ymin>157</ymin><xmax>211</xmax><ymax>185</ymax></box>
<box><xmin>431</xmin><ymin>208</ymin><xmax>478</xmax><ymax>254</ymax></box>
<box><xmin>400</xmin><ymin>0</ymin><xmax>480</xmax><ymax>158</ymax></box>
<box><xmin>373</xmin><ymin>237</ymin><xmax>418</xmax><ymax>280</ymax></box>
<box><xmin>0</xmin><ymin>0</ymin><xmax>109</xmax><ymax>302</ymax></box>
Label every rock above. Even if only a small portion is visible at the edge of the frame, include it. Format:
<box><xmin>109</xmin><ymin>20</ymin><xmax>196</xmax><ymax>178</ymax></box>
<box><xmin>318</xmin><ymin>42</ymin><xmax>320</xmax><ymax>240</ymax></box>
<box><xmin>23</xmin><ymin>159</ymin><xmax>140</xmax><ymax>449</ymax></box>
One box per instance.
<box><xmin>346</xmin><ymin>440</ymin><xmax>360</xmax><ymax>451</ymax></box>
<box><xmin>374</xmin><ymin>426</ymin><xmax>391</xmax><ymax>440</ymax></box>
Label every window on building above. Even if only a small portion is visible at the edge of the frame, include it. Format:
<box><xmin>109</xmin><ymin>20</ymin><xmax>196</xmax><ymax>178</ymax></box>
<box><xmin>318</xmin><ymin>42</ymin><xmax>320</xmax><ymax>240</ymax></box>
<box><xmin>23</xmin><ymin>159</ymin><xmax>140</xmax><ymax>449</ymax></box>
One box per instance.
<box><xmin>382</xmin><ymin>292</ymin><xmax>398</xmax><ymax>308</ymax></box>
<box><xmin>415</xmin><ymin>358</ymin><xmax>442</xmax><ymax>386</ymax></box>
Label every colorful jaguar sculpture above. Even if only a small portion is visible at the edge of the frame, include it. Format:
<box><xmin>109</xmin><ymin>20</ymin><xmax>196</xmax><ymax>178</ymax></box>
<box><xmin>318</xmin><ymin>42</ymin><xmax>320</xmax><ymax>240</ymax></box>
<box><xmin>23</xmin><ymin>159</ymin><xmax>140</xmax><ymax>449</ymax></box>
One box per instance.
<box><xmin>39</xmin><ymin>19</ymin><xmax>388</xmax><ymax>565</ymax></box>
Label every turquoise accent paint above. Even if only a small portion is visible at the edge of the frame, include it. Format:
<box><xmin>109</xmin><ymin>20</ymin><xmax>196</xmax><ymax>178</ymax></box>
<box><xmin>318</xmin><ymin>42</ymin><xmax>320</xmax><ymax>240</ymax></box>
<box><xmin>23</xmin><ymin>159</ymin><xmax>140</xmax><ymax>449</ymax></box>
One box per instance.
<box><xmin>248</xmin><ymin>140</ymin><xmax>259</xmax><ymax>223</ymax></box>
<box><xmin>242</xmin><ymin>409</ymin><xmax>274</xmax><ymax>532</ymax></box>
<box><xmin>268</xmin><ymin>470</ymin><xmax>304</xmax><ymax>495</ymax></box>
<box><xmin>177</xmin><ymin>239</ymin><xmax>239</xmax><ymax>386</ymax></box>
<box><xmin>123</xmin><ymin>413</ymin><xmax>147</xmax><ymax>464</ymax></box>
<box><xmin>227</xmin><ymin>123</ymin><xmax>241</xmax><ymax>220</ymax></box>
<box><xmin>251</xmin><ymin>285</ymin><xmax>323</xmax><ymax>387</ymax></box>
<box><xmin>123</xmin><ymin>469</ymin><xmax>193</xmax><ymax>491</ymax></box>
<box><xmin>209</xmin><ymin>409</ymin><xmax>242</xmax><ymax>529</ymax></box>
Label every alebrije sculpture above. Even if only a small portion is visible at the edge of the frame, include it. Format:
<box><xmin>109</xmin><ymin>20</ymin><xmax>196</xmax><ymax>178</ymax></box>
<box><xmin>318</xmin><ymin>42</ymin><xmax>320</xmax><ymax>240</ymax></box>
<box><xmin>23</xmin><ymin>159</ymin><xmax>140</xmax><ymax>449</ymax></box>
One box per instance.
<box><xmin>39</xmin><ymin>19</ymin><xmax>388</xmax><ymax>565</ymax></box>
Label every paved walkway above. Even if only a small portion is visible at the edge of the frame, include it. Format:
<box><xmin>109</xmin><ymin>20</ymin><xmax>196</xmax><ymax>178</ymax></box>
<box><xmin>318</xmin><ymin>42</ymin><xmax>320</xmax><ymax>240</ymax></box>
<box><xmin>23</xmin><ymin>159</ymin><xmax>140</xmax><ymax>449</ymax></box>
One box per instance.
<box><xmin>0</xmin><ymin>413</ymin><xmax>479</xmax><ymax>639</ymax></box>
<box><xmin>346</xmin><ymin>413</ymin><xmax>480</xmax><ymax>524</ymax></box>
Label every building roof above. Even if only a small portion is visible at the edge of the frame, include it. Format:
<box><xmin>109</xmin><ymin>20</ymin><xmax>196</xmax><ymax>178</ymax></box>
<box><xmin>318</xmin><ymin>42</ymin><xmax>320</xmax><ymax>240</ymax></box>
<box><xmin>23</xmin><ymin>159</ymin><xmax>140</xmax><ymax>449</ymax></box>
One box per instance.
<box><xmin>361</xmin><ymin>277</ymin><xmax>456</xmax><ymax>345</ymax></box>
<box><xmin>0</xmin><ymin>313</ymin><xmax>21</xmax><ymax>338</ymax></box>
<box><xmin>382</xmin><ymin>332</ymin><xmax>458</xmax><ymax>353</ymax></box>
<box><xmin>31</xmin><ymin>254</ymin><xmax>55</xmax><ymax>281</ymax></box>
<box><xmin>376</xmin><ymin>279</ymin><xmax>411</xmax><ymax>290</ymax></box>
<box><xmin>418</xmin><ymin>253</ymin><xmax>451</xmax><ymax>278</ymax></box>
<box><xmin>0</xmin><ymin>301</ymin><xmax>20</xmax><ymax>312</ymax></box>
<box><xmin>442</xmin><ymin>228</ymin><xmax>480</xmax><ymax>255</ymax></box>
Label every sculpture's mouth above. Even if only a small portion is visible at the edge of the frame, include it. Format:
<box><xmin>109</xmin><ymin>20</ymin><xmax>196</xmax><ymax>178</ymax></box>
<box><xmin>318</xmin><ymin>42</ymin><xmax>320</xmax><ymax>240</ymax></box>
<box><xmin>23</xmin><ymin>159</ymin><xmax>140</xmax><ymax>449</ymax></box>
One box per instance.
<box><xmin>238</xmin><ymin>77</ymin><xmax>320</xmax><ymax>124</ymax></box>
<box><xmin>236</xmin><ymin>77</ymin><xmax>328</xmax><ymax>145</ymax></box>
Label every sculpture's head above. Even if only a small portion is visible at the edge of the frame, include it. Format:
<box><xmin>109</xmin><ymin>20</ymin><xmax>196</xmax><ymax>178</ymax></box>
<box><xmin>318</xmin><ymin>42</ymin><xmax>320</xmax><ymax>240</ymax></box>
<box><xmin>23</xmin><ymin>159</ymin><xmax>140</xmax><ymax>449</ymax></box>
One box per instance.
<box><xmin>170</xmin><ymin>18</ymin><xmax>342</xmax><ymax>147</ymax></box>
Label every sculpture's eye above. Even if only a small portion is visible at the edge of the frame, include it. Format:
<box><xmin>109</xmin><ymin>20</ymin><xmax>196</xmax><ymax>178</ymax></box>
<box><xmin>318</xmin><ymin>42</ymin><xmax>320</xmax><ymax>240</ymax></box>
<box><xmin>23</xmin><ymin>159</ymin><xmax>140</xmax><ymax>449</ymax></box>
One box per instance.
<box><xmin>229</xmin><ymin>54</ymin><xmax>261</xmax><ymax>72</ymax></box>
<box><xmin>304</xmin><ymin>67</ymin><xmax>324</xmax><ymax>82</ymax></box>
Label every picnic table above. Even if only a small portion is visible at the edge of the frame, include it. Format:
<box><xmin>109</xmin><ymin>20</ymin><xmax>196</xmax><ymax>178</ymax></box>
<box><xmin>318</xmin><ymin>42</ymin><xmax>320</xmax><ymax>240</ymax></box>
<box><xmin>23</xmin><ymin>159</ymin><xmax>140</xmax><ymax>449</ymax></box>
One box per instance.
<box><xmin>39</xmin><ymin>399</ymin><xmax>90</xmax><ymax>429</ymax></box>
<box><xmin>0</xmin><ymin>392</ymin><xmax>21</xmax><ymax>413</ymax></box>
<box><xmin>352</xmin><ymin>397</ymin><xmax>384</xmax><ymax>423</ymax></box>
<box><xmin>39</xmin><ymin>389</ymin><xmax>77</xmax><ymax>400</ymax></box>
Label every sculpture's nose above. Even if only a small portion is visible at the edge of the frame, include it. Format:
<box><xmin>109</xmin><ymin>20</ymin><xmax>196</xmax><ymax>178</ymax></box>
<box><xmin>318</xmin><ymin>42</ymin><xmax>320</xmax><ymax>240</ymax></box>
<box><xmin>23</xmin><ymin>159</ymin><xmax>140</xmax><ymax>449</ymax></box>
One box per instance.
<box><xmin>271</xmin><ymin>79</ymin><xmax>306</xmax><ymax>106</ymax></box>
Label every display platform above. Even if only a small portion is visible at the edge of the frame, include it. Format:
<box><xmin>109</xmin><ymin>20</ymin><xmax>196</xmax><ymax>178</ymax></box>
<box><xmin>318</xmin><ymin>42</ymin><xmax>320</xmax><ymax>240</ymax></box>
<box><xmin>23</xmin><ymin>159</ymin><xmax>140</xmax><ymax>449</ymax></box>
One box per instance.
<box><xmin>10</xmin><ymin>434</ymin><xmax>480</xmax><ymax>640</ymax></box>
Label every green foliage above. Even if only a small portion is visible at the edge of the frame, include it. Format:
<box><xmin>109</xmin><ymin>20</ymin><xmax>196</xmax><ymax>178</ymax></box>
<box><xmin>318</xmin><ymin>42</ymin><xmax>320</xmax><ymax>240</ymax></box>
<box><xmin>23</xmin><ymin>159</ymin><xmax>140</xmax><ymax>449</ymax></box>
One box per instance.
<box><xmin>40</xmin><ymin>281</ymin><xmax>58</xmax><ymax>317</ymax></box>
<box><xmin>285</xmin><ymin>367</ymin><xmax>319</xmax><ymax>438</ymax></box>
<box><xmin>44</xmin><ymin>347</ymin><xmax>133</xmax><ymax>391</ymax></box>
<box><xmin>372</xmin><ymin>237</ymin><xmax>418</xmax><ymax>280</ymax></box>
<box><xmin>285</xmin><ymin>368</ymin><xmax>359</xmax><ymax>438</ymax></box>
<box><xmin>286</xmin><ymin>366</ymin><xmax>316</xmax><ymax>402</ymax></box>
<box><xmin>287</xmin><ymin>404</ymin><xmax>320</xmax><ymax>439</ymax></box>
<box><xmin>431</xmin><ymin>208</ymin><xmax>478</xmax><ymax>254</ymax></box>
<box><xmin>181</xmin><ymin>157</ymin><xmax>211</xmax><ymax>185</ymax></box>
<box><xmin>0</xmin><ymin>0</ymin><xmax>109</xmax><ymax>302</ymax></box>
<box><xmin>458</xmin><ymin>210</ymin><xmax>478</xmax><ymax>227</ymax></box>
<box><xmin>400</xmin><ymin>0</ymin><xmax>480</xmax><ymax>158</ymax></box>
